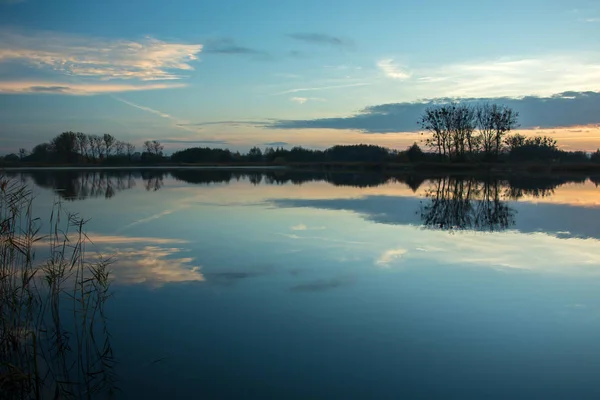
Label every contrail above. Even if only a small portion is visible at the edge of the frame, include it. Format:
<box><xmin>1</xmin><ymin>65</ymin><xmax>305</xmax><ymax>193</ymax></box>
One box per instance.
<box><xmin>110</xmin><ymin>95</ymin><xmax>200</xmax><ymax>133</ymax></box>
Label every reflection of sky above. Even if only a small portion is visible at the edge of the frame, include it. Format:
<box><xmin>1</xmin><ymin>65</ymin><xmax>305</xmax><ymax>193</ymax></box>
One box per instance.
<box><xmin>22</xmin><ymin>174</ymin><xmax>600</xmax><ymax>398</ymax></box>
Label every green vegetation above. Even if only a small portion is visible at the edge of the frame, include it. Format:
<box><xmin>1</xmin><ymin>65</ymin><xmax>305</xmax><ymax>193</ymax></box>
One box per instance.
<box><xmin>0</xmin><ymin>177</ymin><xmax>116</xmax><ymax>399</ymax></box>
<box><xmin>1</xmin><ymin>102</ymin><xmax>599</xmax><ymax>170</ymax></box>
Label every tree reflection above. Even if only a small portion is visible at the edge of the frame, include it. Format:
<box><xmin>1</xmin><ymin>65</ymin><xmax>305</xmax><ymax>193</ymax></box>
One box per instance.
<box><xmin>420</xmin><ymin>177</ymin><xmax>516</xmax><ymax>231</ymax></box>
<box><xmin>9</xmin><ymin>169</ymin><xmax>598</xmax><ymax>203</ymax></box>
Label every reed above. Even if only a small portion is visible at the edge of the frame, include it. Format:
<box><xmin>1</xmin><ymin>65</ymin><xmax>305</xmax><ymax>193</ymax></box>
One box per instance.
<box><xmin>0</xmin><ymin>176</ymin><xmax>116</xmax><ymax>399</ymax></box>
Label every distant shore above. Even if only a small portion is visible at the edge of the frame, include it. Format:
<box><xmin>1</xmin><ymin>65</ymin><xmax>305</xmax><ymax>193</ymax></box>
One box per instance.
<box><xmin>3</xmin><ymin>161</ymin><xmax>600</xmax><ymax>175</ymax></box>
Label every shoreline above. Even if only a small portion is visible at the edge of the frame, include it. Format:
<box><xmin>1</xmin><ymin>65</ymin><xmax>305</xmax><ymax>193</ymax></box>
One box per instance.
<box><xmin>2</xmin><ymin>162</ymin><xmax>600</xmax><ymax>175</ymax></box>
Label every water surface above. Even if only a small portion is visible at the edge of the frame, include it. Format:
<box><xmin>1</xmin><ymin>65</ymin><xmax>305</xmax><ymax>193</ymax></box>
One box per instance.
<box><xmin>12</xmin><ymin>169</ymin><xmax>600</xmax><ymax>399</ymax></box>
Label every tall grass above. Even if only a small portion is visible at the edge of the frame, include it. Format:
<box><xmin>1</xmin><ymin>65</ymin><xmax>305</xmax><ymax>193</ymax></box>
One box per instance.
<box><xmin>0</xmin><ymin>176</ymin><xmax>116</xmax><ymax>399</ymax></box>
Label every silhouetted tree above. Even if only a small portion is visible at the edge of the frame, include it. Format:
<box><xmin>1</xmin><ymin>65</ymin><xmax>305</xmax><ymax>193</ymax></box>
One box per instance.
<box><xmin>144</xmin><ymin>140</ymin><xmax>164</xmax><ymax>156</ymax></box>
<box><xmin>125</xmin><ymin>143</ymin><xmax>136</xmax><ymax>161</ymax></box>
<box><xmin>89</xmin><ymin>135</ymin><xmax>103</xmax><ymax>160</ymax></box>
<box><xmin>76</xmin><ymin>132</ymin><xmax>89</xmax><ymax>161</ymax></box>
<box><xmin>591</xmin><ymin>149</ymin><xmax>600</xmax><ymax>163</ymax></box>
<box><xmin>406</xmin><ymin>142</ymin><xmax>424</xmax><ymax>162</ymax></box>
<box><xmin>475</xmin><ymin>103</ymin><xmax>519</xmax><ymax>160</ymax></box>
<box><xmin>103</xmin><ymin>134</ymin><xmax>116</xmax><ymax>157</ymax></box>
<box><xmin>247</xmin><ymin>146</ymin><xmax>263</xmax><ymax>162</ymax></box>
<box><xmin>51</xmin><ymin>131</ymin><xmax>78</xmax><ymax>163</ymax></box>
<box><xmin>114</xmin><ymin>140</ymin><xmax>125</xmax><ymax>156</ymax></box>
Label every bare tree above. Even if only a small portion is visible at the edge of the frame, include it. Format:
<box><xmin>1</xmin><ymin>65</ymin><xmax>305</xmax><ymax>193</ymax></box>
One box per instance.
<box><xmin>18</xmin><ymin>148</ymin><xmax>27</xmax><ymax>160</ymax></box>
<box><xmin>89</xmin><ymin>135</ymin><xmax>103</xmax><ymax>160</ymax></box>
<box><xmin>420</xmin><ymin>106</ymin><xmax>450</xmax><ymax>159</ymax></box>
<box><xmin>144</xmin><ymin>140</ymin><xmax>164</xmax><ymax>156</ymax></box>
<box><xmin>420</xmin><ymin>103</ymin><xmax>476</xmax><ymax>161</ymax></box>
<box><xmin>76</xmin><ymin>132</ymin><xmax>89</xmax><ymax>161</ymax></box>
<box><xmin>115</xmin><ymin>140</ymin><xmax>125</xmax><ymax>156</ymax></box>
<box><xmin>476</xmin><ymin>103</ymin><xmax>519</xmax><ymax>159</ymax></box>
<box><xmin>125</xmin><ymin>143</ymin><xmax>136</xmax><ymax>161</ymax></box>
<box><xmin>103</xmin><ymin>134</ymin><xmax>116</xmax><ymax>157</ymax></box>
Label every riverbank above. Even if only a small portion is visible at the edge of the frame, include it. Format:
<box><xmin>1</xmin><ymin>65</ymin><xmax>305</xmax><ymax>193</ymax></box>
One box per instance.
<box><xmin>3</xmin><ymin>161</ymin><xmax>600</xmax><ymax>174</ymax></box>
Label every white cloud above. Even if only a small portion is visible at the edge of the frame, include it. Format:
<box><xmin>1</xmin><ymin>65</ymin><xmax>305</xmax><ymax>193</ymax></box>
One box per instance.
<box><xmin>377</xmin><ymin>59</ymin><xmax>411</xmax><ymax>80</ymax></box>
<box><xmin>290</xmin><ymin>224</ymin><xmax>326</xmax><ymax>231</ymax></box>
<box><xmin>291</xmin><ymin>97</ymin><xmax>308</xmax><ymax>104</ymax></box>
<box><xmin>276</xmin><ymin>82</ymin><xmax>368</xmax><ymax>95</ymax></box>
<box><xmin>409</xmin><ymin>53</ymin><xmax>600</xmax><ymax>98</ymax></box>
<box><xmin>585</xmin><ymin>18</ymin><xmax>600</xmax><ymax>22</ymax></box>
<box><xmin>0</xmin><ymin>30</ymin><xmax>203</xmax><ymax>81</ymax></box>
<box><xmin>375</xmin><ymin>248</ymin><xmax>407</xmax><ymax>267</ymax></box>
<box><xmin>0</xmin><ymin>80</ymin><xmax>186</xmax><ymax>95</ymax></box>
<box><xmin>290</xmin><ymin>96</ymin><xmax>325</xmax><ymax>104</ymax></box>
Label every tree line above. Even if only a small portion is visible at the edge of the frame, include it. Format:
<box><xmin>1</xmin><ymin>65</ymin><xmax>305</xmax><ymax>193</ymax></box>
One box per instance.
<box><xmin>2</xmin><ymin>102</ymin><xmax>600</xmax><ymax>166</ymax></box>
<box><xmin>4</xmin><ymin>132</ymin><xmax>166</xmax><ymax>165</ymax></box>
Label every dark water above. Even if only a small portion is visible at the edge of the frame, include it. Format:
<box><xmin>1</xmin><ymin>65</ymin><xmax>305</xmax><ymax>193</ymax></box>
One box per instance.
<box><xmin>10</xmin><ymin>169</ymin><xmax>600</xmax><ymax>399</ymax></box>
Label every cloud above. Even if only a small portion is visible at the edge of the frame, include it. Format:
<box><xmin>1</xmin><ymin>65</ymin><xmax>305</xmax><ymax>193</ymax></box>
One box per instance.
<box><xmin>377</xmin><ymin>59</ymin><xmax>411</xmax><ymax>80</ymax></box>
<box><xmin>291</xmin><ymin>97</ymin><xmax>308</xmax><ymax>104</ymax></box>
<box><xmin>0</xmin><ymin>81</ymin><xmax>186</xmax><ymax>95</ymax></box>
<box><xmin>585</xmin><ymin>18</ymin><xmax>600</xmax><ymax>22</ymax></box>
<box><xmin>177</xmin><ymin>120</ymin><xmax>268</xmax><ymax>127</ymax></box>
<box><xmin>275</xmin><ymin>82</ymin><xmax>368</xmax><ymax>95</ymax></box>
<box><xmin>268</xmin><ymin>91</ymin><xmax>600</xmax><ymax>132</ymax></box>
<box><xmin>0</xmin><ymin>0</ymin><xmax>25</xmax><ymax>4</ymax></box>
<box><xmin>376</xmin><ymin>248</ymin><xmax>408</xmax><ymax>267</ymax></box>
<box><xmin>291</xmin><ymin>224</ymin><xmax>326</xmax><ymax>231</ymax></box>
<box><xmin>287</xmin><ymin>33</ymin><xmax>353</xmax><ymax>47</ymax></box>
<box><xmin>112</xmin><ymin>95</ymin><xmax>173</xmax><ymax>119</ymax></box>
<box><xmin>290</xmin><ymin>96</ymin><xmax>325</xmax><ymax>104</ymax></box>
<box><xmin>203</xmin><ymin>38</ymin><xmax>267</xmax><ymax>57</ymax></box>
<box><xmin>159</xmin><ymin>139</ymin><xmax>230</xmax><ymax>145</ymax></box>
<box><xmin>263</xmin><ymin>141</ymin><xmax>290</xmax><ymax>146</ymax></box>
<box><xmin>0</xmin><ymin>30</ymin><xmax>203</xmax><ymax>81</ymax></box>
<box><xmin>110</xmin><ymin>95</ymin><xmax>199</xmax><ymax>133</ymax></box>
<box><xmin>414</xmin><ymin>54</ymin><xmax>600</xmax><ymax>99</ymax></box>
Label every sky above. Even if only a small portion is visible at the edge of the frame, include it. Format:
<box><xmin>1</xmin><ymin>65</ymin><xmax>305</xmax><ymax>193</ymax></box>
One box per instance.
<box><xmin>0</xmin><ymin>0</ymin><xmax>599</xmax><ymax>153</ymax></box>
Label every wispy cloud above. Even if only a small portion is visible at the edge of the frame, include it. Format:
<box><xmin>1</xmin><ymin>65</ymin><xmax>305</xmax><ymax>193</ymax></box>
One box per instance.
<box><xmin>416</xmin><ymin>54</ymin><xmax>600</xmax><ymax>98</ymax></box>
<box><xmin>111</xmin><ymin>95</ymin><xmax>173</xmax><ymax>119</ymax></box>
<box><xmin>275</xmin><ymin>82</ymin><xmax>368</xmax><ymax>95</ymax></box>
<box><xmin>290</xmin><ymin>96</ymin><xmax>325</xmax><ymax>104</ymax></box>
<box><xmin>287</xmin><ymin>33</ymin><xmax>353</xmax><ymax>48</ymax></box>
<box><xmin>290</xmin><ymin>224</ymin><xmax>326</xmax><ymax>231</ymax></box>
<box><xmin>203</xmin><ymin>37</ymin><xmax>268</xmax><ymax>57</ymax></box>
<box><xmin>584</xmin><ymin>18</ymin><xmax>600</xmax><ymax>22</ymax></box>
<box><xmin>177</xmin><ymin>120</ymin><xmax>268</xmax><ymax>127</ymax></box>
<box><xmin>0</xmin><ymin>81</ymin><xmax>186</xmax><ymax>95</ymax></box>
<box><xmin>159</xmin><ymin>139</ymin><xmax>230</xmax><ymax>145</ymax></box>
<box><xmin>263</xmin><ymin>141</ymin><xmax>290</xmax><ymax>146</ymax></box>
<box><xmin>110</xmin><ymin>95</ymin><xmax>201</xmax><ymax>133</ymax></box>
<box><xmin>0</xmin><ymin>30</ymin><xmax>203</xmax><ymax>81</ymax></box>
<box><xmin>377</xmin><ymin>59</ymin><xmax>411</xmax><ymax>80</ymax></box>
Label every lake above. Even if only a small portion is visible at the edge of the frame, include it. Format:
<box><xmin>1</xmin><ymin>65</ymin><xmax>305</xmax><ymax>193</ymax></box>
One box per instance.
<box><xmin>8</xmin><ymin>169</ymin><xmax>600</xmax><ymax>399</ymax></box>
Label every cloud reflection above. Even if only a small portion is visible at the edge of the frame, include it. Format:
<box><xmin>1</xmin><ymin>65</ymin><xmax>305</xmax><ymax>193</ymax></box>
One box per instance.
<box><xmin>104</xmin><ymin>245</ymin><xmax>204</xmax><ymax>287</ymax></box>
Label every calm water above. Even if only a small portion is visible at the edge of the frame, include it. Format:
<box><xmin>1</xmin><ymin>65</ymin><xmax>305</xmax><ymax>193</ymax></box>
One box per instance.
<box><xmin>10</xmin><ymin>169</ymin><xmax>600</xmax><ymax>399</ymax></box>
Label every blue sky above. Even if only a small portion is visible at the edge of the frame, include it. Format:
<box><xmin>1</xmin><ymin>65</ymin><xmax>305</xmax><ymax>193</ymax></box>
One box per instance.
<box><xmin>1</xmin><ymin>0</ymin><xmax>600</xmax><ymax>152</ymax></box>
